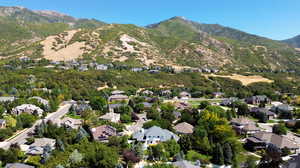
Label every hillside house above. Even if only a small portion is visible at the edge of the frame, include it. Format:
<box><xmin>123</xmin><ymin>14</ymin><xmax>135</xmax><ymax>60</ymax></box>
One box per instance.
<box><xmin>60</xmin><ymin>117</ymin><xmax>83</xmax><ymax>129</ymax></box>
<box><xmin>246</xmin><ymin>132</ymin><xmax>299</xmax><ymax>152</ymax></box>
<box><xmin>133</xmin><ymin>126</ymin><xmax>179</xmax><ymax>148</ymax></box>
<box><xmin>179</xmin><ymin>91</ymin><xmax>191</xmax><ymax>99</ymax></box>
<box><xmin>250</xmin><ymin>107</ymin><xmax>277</xmax><ymax>120</ymax></box>
<box><xmin>90</xmin><ymin>125</ymin><xmax>117</xmax><ymax>141</ymax></box>
<box><xmin>99</xmin><ymin>112</ymin><xmax>120</xmax><ymax>123</ymax></box>
<box><xmin>230</xmin><ymin>117</ymin><xmax>260</xmax><ymax>135</ymax></box>
<box><xmin>246</xmin><ymin>95</ymin><xmax>271</xmax><ymax>105</ymax></box>
<box><xmin>11</xmin><ymin>104</ymin><xmax>44</xmax><ymax>117</ymax></box>
<box><xmin>5</xmin><ymin>163</ymin><xmax>35</xmax><ymax>168</ymax></box>
<box><xmin>0</xmin><ymin>96</ymin><xmax>16</xmax><ymax>103</ymax></box>
<box><xmin>26</xmin><ymin>138</ymin><xmax>56</xmax><ymax>155</ymax></box>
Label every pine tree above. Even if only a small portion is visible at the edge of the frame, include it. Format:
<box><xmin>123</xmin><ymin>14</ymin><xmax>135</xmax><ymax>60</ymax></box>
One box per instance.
<box><xmin>224</xmin><ymin>143</ymin><xmax>233</xmax><ymax>165</ymax></box>
<box><xmin>213</xmin><ymin>143</ymin><xmax>224</xmax><ymax>165</ymax></box>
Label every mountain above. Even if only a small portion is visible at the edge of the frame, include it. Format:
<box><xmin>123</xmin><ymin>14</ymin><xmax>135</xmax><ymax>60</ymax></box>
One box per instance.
<box><xmin>0</xmin><ymin>6</ymin><xmax>106</xmax><ymax>57</ymax></box>
<box><xmin>147</xmin><ymin>17</ymin><xmax>300</xmax><ymax>70</ymax></box>
<box><xmin>282</xmin><ymin>35</ymin><xmax>300</xmax><ymax>49</ymax></box>
<box><xmin>0</xmin><ymin>7</ymin><xmax>299</xmax><ymax>72</ymax></box>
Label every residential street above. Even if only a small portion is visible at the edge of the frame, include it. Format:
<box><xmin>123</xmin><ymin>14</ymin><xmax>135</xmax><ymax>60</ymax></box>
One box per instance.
<box><xmin>0</xmin><ymin>104</ymin><xmax>71</xmax><ymax>150</ymax></box>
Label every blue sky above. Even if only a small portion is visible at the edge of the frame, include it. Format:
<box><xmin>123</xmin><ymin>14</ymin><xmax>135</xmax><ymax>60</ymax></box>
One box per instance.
<box><xmin>1</xmin><ymin>0</ymin><xmax>299</xmax><ymax>40</ymax></box>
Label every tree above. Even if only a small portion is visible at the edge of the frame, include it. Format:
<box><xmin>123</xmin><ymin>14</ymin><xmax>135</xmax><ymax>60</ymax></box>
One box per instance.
<box><xmin>237</xmin><ymin>103</ymin><xmax>249</xmax><ymax>116</ymax></box>
<box><xmin>198</xmin><ymin>101</ymin><xmax>210</xmax><ymax>109</ymax></box>
<box><xmin>120</xmin><ymin>114</ymin><xmax>132</xmax><ymax>123</ymax></box>
<box><xmin>148</xmin><ymin>144</ymin><xmax>167</xmax><ymax>161</ymax></box>
<box><xmin>16</xmin><ymin>113</ymin><xmax>36</xmax><ymax>128</ymax></box>
<box><xmin>212</xmin><ymin>143</ymin><xmax>224</xmax><ymax>165</ymax></box>
<box><xmin>89</xmin><ymin>96</ymin><xmax>107</xmax><ymax>112</ymax></box>
<box><xmin>178</xmin><ymin>135</ymin><xmax>193</xmax><ymax>153</ymax></box>
<box><xmin>272</xmin><ymin>124</ymin><xmax>287</xmax><ymax>135</ymax></box>
<box><xmin>69</xmin><ymin>149</ymin><xmax>83</xmax><ymax>165</ymax></box>
<box><xmin>163</xmin><ymin>140</ymin><xmax>180</xmax><ymax>158</ymax></box>
<box><xmin>257</xmin><ymin>112</ymin><xmax>268</xmax><ymax>123</ymax></box>
<box><xmin>3</xmin><ymin>115</ymin><xmax>17</xmax><ymax>128</ymax></box>
<box><xmin>245</xmin><ymin>155</ymin><xmax>258</xmax><ymax>168</ymax></box>
<box><xmin>223</xmin><ymin>143</ymin><xmax>233</xmax><ymax>165</ymax></box>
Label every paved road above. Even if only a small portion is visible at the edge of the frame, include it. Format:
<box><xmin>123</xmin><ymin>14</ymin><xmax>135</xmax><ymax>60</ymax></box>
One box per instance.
<box><xmin>0</xmin><ymin>104</ymin><xmax>71</xmax><ymax>150</ymax></box>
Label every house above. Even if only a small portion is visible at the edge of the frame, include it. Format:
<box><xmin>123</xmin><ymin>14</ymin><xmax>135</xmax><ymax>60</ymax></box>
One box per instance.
<box><xmin>132</xmin><ymin>126</ymin><xmax>179</xmax><ymax>148</ymax></box>
<box><xmin>142</xmin><ymin>102</ymin><xmax>153</xmax><ymax>109</ymax></box>
<box><xmin>141</xmin><ymin>90</ymin><xmax>154</xmax><ymax>96</ymax></box>
<box><xmin>96</xmin><ymin>64</ymin><xmax>108</xmax><ymax>70</ymax></box>
<box><xmin>282</xmin><ymin>154</ymin><xmax>300</xmax><ymax>168</ymax></box>
<box><xmin>108</xmin><ymin>94</ymin><xmax>129</xmax><ymax>102</ymax></box>
<box><xmin>231</xmin><ymin>117</ymin><xmax>260</xmax><ymax>135</ymax></box>
<box><xmin>11</xmin><ymin>104</ymin><xmax>44</xmax><ymax>117</ymax></box>
<box><xmin>99</xmin><ymin>112</ymin><xmax>120</xmax><ymax>123</ymax></box>
<box><xmin>5</xmin><ymin>163</ymin><xmax>35</xmax><ymax>168</ymax></box>
<box><xmin>0</xmin><ymin>96</ymin><xmax>16</xmax><ymax>103</ymax></box>
<box><xmin>179</xmin><ymin>91</ymin><xmax>191</xmax><ymax>99</ymax></box>
<box><xmin>78</xmin><ymin>64</ymin><xmax>88</xmax><ymax>71</ymax></box>
<box><xmin>60</xmin><ymin>117</ymin><xmax>82</xmax><ymax>129</ymax></box>
<box><xmin>172</xmin><ymin>160</ymin><xmax>200</xmax><ymax>168</ymax></box>
<box><xmin>0</xmin><ymin>119</ymin><xmax>6</xmax><ymax>128</ymax></box>
<box><xmin>212</xmin><ymin>92</ymin><xmax>224</xmax><ymax>98</ymax></box>
<box><xmin>174</xmin><ymin>101</ymin><xmax>190</xmax><ymax>110</ymax></box>
<box><xmin>173</xmin><ymin>122</ymin><xmax>194</xmax><ymax>134</ymax></box>
<box><xmin>271</xmin><ymin>104</ymin><xmax>294</xmax><ymax>114</ymax></box>
<box><xmin>131</xmin><ymin>67</ymin><xmax>143</xmax><ymax>72</ymax></box>
<box><xmin>26</xmin><ymin>138</ymin><xmax>56</xmax><ymax>155</ymax></box>
<box><xmin>250</xmin><ymin>107</ymin><xmax>277</xmax><ymax>120</ymax></box>
<box><xmin>220</xmin><ymin>97</ymin><xmax>239</xmax><ymax>106</ymax></box>
<box><xmin>111</xmin><ymin>90</ymin><xmax>126</xmax><ymax>95</ymax></box>
<box><xmin>30</xmin><ymin>97</ymin><xmax>49</xmax><ymax>107</ymax></box>
<box><xmin>71</xmin><ymin>102</ymin><xmax>92</xmax><ymax>115</ymax></box>
<box><xmin>161</xmin><ymin>90</ymin><xmax>172</xmax><ymax>97</ymax></box>
<box><xmin>246</xmin><ymin>132</ymin><xmax>299</xmax><ymax>152</ymax></box>
<box><xmin>246</xmin><ymin>95</ymin><xmax>271</xmax><ymax>105</ymax></box>
<box><xmin>90</xmin><ymin>125</ymin><xmax>117</xmax><ymax>141</ymax></box>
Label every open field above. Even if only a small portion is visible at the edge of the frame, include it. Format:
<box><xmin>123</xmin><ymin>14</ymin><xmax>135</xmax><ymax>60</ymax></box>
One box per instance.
<box><xmin>206</xmin><ymin>74</ymin><xmax>274</xmax><ymax>86</ymax></box>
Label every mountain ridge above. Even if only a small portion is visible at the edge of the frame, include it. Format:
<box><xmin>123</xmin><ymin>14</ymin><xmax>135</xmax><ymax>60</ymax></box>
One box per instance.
<box><xmin>282</xmin><ymin>35</ymin><xmax>300</xmax><ymax>48</ymax></box>
<box><xmin>0</xmin><ymin>6</ymin><xmax>299</xmax><ymax>72</ymax></box>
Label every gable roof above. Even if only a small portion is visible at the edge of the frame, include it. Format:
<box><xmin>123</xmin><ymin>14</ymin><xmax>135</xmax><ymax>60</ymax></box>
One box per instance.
<box><xmin>90</xmin><ymin>125</ymin><xmax>117</xmax><ymax>141</ymax></box>
<box><xmin>173</xmin><ymin>160</ymin><xmax>200</xmax><ymax>168</ymax></box>
<box><xmin>231</xmin><ymin>117</ymin><xmax>255</xmax><ymax>125</ymax></box>
<box><xmin>31</xmin><ymin>138</ymin><xmax>56</xmax><ymax>148</ymax></box>
<box><xmin>133</xmin><ymin>126</ymin><xmax>179</xmax><ymax>142</ymax></box>
<box><xmin>5</xmin><ymin>163</ymin><xmax>35</xmax><ymax>168</ymax></box>
<box><xmin>252</xmin><ymin>132</ymin><xmax>298</xmax><ymax>149</ymax></box>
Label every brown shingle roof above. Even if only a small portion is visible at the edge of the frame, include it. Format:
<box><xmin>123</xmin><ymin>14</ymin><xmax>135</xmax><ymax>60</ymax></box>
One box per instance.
<box><xmin>173</xmin><ymin>122</ymin><xmax>194</xmax><ymax>134</ymax></box>
<box><xmin>90</xmin><ymin>125</ymin><xmax>117</xmax><ymax>141</ymax></box>
<box><xmin>253</xmin><ymin>132</ymin><xmax>299</xmax><ymax>149</ymax></box>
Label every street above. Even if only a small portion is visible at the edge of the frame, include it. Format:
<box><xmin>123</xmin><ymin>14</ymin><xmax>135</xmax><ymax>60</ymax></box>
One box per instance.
<box><xmin>0</xmin><ymin>104</ymin><xmax>71</xmax><ymax>150</ymax></box>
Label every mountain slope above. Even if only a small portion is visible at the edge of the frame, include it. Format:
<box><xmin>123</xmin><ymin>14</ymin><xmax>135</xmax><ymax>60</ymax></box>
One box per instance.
<box><xmin>148</xmin><ymin>17</ymin><xmax>300</xmax><ymax>70</ymax></box>
<box><xmin>282</xmin><ymin>35</ymin><xmax>300</xmax><ymax>48</ymax></box>
<box><xmin>0</xmin><ymin>6</ymin><xmax>106</xmax><ymax>57</ymax></box>
<box><xmin>0</xmin><ymin>7</ymin><xmax>299</xmax><ymax>72</ymax></box>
